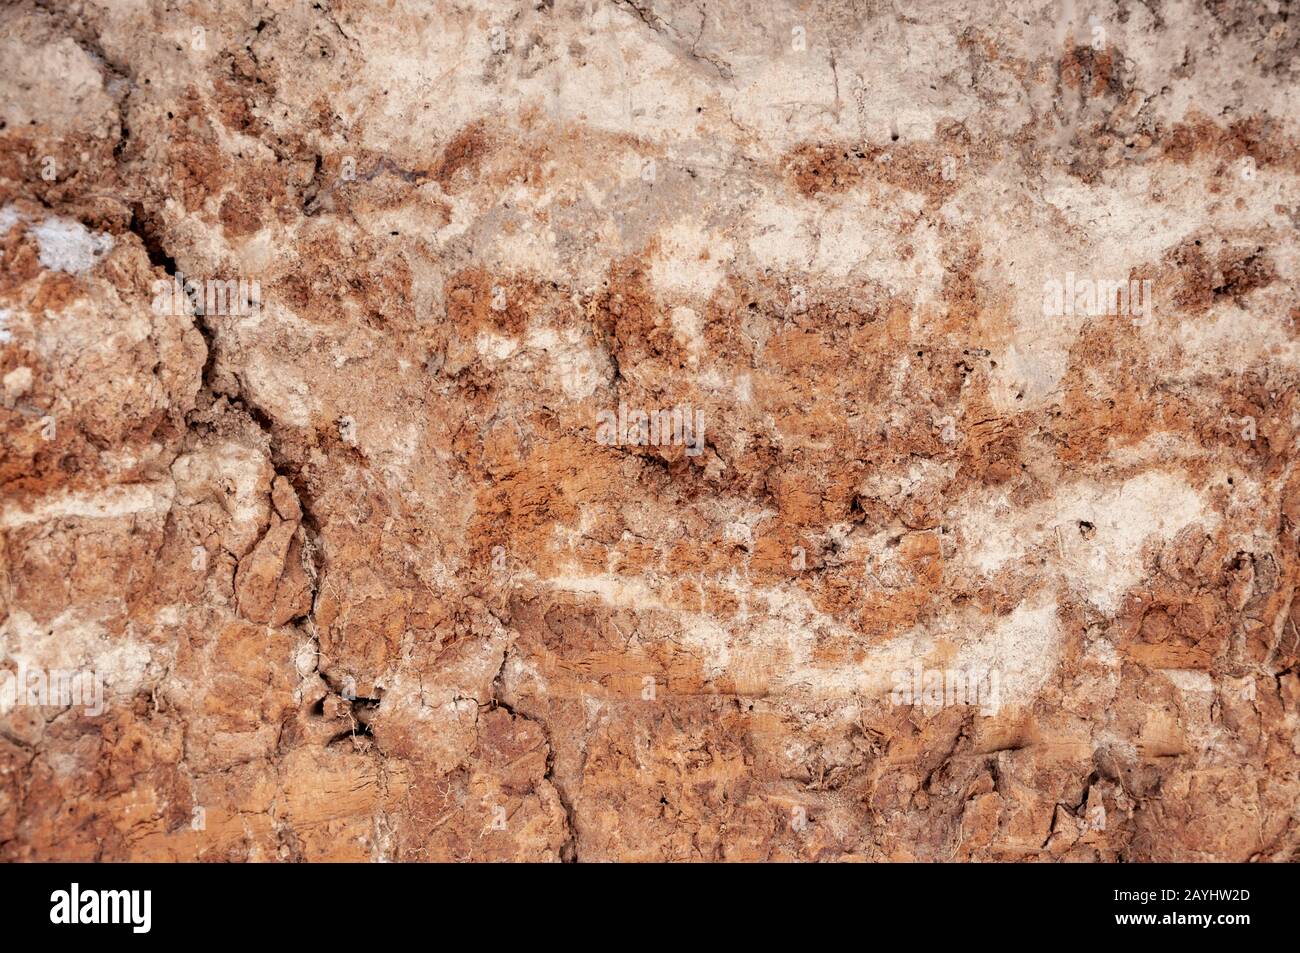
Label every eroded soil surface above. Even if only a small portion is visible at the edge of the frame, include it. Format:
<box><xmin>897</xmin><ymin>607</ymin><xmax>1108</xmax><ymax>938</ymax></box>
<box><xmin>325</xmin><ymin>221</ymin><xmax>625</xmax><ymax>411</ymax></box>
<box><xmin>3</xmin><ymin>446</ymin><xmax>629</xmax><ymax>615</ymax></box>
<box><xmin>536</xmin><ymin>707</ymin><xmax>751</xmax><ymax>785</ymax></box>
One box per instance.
<box><xmin>1</xmin><ymin>0</ymin><xmax>1298</xmax><ymax>861</ymax></box>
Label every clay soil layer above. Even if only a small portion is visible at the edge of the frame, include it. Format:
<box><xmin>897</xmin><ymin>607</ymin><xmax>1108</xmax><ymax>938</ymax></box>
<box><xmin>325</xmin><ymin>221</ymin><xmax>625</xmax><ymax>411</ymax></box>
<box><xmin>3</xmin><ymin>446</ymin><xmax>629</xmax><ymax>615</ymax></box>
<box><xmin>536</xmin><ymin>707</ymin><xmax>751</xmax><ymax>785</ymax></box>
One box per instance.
<box><xmin>1</xmin><ymin>0</ymin><xmax>1298</xmax><ymax>862</ymax></box>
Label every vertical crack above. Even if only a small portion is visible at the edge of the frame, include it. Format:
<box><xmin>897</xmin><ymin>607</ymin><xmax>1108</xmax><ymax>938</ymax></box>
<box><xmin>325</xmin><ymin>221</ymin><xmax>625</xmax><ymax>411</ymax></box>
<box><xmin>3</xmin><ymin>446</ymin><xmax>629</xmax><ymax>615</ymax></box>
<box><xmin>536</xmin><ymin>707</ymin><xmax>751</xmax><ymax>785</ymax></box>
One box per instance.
<box><xmin>491</xmin><ymin>651</ymin><xmax>579</xmax><ymax>862</ymax></box>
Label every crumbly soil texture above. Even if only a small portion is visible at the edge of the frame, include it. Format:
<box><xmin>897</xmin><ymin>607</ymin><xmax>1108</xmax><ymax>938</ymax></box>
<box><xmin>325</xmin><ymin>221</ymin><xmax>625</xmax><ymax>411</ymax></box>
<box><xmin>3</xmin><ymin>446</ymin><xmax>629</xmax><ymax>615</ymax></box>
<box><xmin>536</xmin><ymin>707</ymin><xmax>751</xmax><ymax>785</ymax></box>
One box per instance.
<box><xmin>1</xmin><ymin>0</ymin><xmax>1298</xmax><ymax>862</ymax></box>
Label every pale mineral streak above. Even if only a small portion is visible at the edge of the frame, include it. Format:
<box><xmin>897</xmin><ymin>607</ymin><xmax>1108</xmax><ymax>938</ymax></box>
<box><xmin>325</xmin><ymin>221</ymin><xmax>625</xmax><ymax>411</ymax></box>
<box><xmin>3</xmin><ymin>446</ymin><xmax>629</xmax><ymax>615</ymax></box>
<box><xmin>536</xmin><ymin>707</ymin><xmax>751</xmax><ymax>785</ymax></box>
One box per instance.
<box><xmin>0</xmin><ymin>0</ymin><xmax>1298</xmax><ymax>862</ymax></box>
